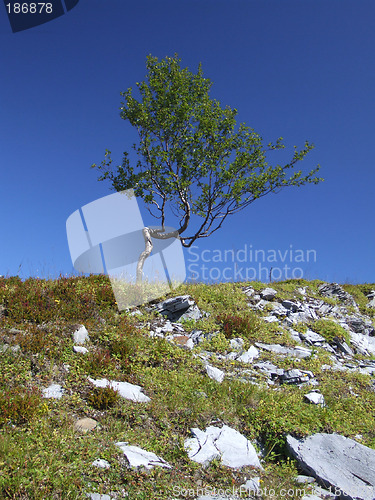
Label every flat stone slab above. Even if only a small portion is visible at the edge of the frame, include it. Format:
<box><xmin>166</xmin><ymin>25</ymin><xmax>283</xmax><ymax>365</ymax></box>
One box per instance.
<box><xmin>115</xmin><ymin>442</ymin><xmax>171</xmax><ymax>469</ymax></box>
<box><xmin>88</xmin><ymin>377</ymin><xmax>150</xmax><ymax>403</ymax></box>
<box><xmin>185</xmin><ymin>425</ymin><xmax>262</xmax><ymax>469</ymax></box>
<box><xmin>255</xmin><ymin>342</ymin><xmax>311</xmax><ymax>359</ymax></box>
<box><xmin>287</xmin><ymin>433</ymin><xmax>375</xmax><ymax>499</ymax></box>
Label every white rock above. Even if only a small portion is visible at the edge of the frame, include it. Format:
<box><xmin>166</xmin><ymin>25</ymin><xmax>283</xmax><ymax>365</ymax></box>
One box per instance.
<box><xmin>92</xmin><ymin>459</ymin><xmax>111</xmax><ymax>469</ymax></box>
<box><xmin>86</xmin><ymin>494</ymin><xmax>113</xmax><ymax>500</ymax></box>
<box><xmin>242</xmin><ymin>477</ymin><xmax>261</xmax><ymax>494</ymax></box>
<box><xmin>42</xmin><ymin>384</ymin><xmax>64</xmax><ymax>399</ymax></box>
<box><xmin>304</xmin><ymin>391</ymin><xmax>325</xmax><ymax>406</ymax></box>
<box><xmin>262</xmin><ymin>315</ymin><xmax>279</xmax><ymax>323</ymax></box>
<box><xmin>237</xmin><ymin>345</ymin><xmax>259</xmax><ymax>363</ymax></box>
<box><xmin>185</xmin><ymin>425</ymin><xmax>261</xmax><ymax>469</ymax></box>
<box><xmin>115</xmin><ymin>442</ymin><xmax>171</xmax><ymax>469</ymax></box>
<box><xmin>73</xmin><ymin>345</ymin><xmax>88</xmax><ymax>354</ymax></box>
<box><xmin>88</xmin><ymin>378</ymin><xmax>150</xmax><ymax>403</ymax></box>
<box><xmin>184</xmin><ymin>434</ymin><xmax>221</xmax><ymax>466</ymax></box>
<box><xmin>205</xmin><ymin>364</ymin><xmax>225</xmax><ymax>383</ymax></box>
<box><xmin>73</xmin><ymin>325</ymin><xmax>90</xmax><ymax>344</ymax></box>
<box><xmin>349</xmin><ymin>331</ymin><xmax>375</xmax><ymax>356</ymax></box>
<box><xmin>261</xmin><ymin>288</ymin><xmax>277</xmax><ymax>300</ymax></box>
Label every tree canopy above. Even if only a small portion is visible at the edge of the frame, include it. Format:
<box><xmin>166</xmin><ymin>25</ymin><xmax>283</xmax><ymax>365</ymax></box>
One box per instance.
<box><xmin>92</xmin><ymin>54</ymin><xmax>323</xmax><ymax>281</ymax></box>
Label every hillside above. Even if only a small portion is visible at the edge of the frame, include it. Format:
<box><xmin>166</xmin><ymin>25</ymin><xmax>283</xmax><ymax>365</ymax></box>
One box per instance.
<box><xmin>0</xmin><ymin>275</ymin><xmax>375</xmax><ymax>499</ymax></box>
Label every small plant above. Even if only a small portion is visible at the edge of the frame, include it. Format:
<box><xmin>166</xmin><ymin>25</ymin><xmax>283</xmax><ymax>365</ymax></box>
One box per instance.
<box><xmin>0</xmin><ymin>386</ymin><xmax>43</xmax><ymax>425</ymax></box>
<box><xmin>291</xmin><ymin>322</ymin><xmax>308</xmax><ymax>334</ymax></box>
<box><xmin>87</xmin><ymin>385</ymin><xmax>120</xmax><ymax>410</ymax></box>
<box><xmin>216</xmin><ymin>312</ymin><xmax>260</xmax><ymax>339</ymax></box>
<box><xmin>85</xmin><ymin>347</ymin><xmax>118</xmax><ymax>377</ymax></box>
<box><xmin>198</xmin><ymin>331</ymin><xmax>231</xmax><ymax>354</ymax></box>
<box><xmin>311</xmin><ymin>318</ymin><xmax>350</xmax><ymax>344</ymax></box>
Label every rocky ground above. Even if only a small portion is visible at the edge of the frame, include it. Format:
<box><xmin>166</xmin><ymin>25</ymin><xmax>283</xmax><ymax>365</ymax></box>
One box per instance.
<box><xmin>0</xmin><ymin>276</ymin><xmax>375</xmax><ymax>499</ymax></box>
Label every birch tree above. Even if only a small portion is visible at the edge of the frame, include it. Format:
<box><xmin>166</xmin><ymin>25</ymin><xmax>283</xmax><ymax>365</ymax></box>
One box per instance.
<box><xmin>92</xmin><ymin>54</ymin><xmax>323</xmax><ymax>282</ymax></box>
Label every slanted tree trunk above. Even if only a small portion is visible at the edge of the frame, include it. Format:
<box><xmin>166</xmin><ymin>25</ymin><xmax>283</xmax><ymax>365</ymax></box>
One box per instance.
<box><xmin>136</xmin><ymin>227</ymin><xmax>180</xmax><ymax>283</ymax></box>
<box><xmin>136</xmin><ymin>227</ymin><xmax>153</xmax><ymax>283</ymax></box>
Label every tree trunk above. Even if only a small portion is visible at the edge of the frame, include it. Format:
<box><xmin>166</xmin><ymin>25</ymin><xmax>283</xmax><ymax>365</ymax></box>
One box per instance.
<box><xmin>136</xmin><ymin>227</ymin><xmax>153</xmax><ymax>283</ymax></box>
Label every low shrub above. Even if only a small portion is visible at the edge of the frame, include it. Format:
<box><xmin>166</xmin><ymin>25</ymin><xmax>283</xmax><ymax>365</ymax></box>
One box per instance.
<box><xmin>216</xmin><ymin>312</ymin><xmax>260</xmax><ymax>339</ymax></box>
<box><xmin>0</xmin><ymin>386</ymin><xmax>43</xmax><ymax>425</ymax></box>
<box><xmin>87</xmin><ymin>385</ymin><xmax>120</xmax><ymax>410</ymax></box>
<box><xmin>311</xmin><ymin>319</ymin><xmax>350</xmax><ymax>344</ymax></box>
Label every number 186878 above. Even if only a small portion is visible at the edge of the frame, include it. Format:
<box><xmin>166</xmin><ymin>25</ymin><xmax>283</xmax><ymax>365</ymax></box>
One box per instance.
<box><xmin>6</xmin><ymin>3</ymin><xmax>53</xmax><ymax>14</ymax></box>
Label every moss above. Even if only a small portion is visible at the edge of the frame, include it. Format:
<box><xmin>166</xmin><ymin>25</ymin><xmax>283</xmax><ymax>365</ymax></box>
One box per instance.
<box><xmin>311</xmin><ymin>318</ymin><xmax>350</xmax><ymax>344</ymax></box>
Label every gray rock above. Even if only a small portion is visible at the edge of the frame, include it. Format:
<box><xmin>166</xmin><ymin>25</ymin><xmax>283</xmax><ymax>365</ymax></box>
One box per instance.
<box><xmin>261</xmin><ymin>288</ymin><xmax>277</xmax><ymax>300</ymax></box>
<box><xmin>280</xmin><ymin>369</ymin><xmax>312</xmax><ymax>385</ymax></box>
<box><xmin>333</xmin><ymin>339</ymin><xmax>353</xmax><ymax>356</ymax></box>
<box><xmin>282</xmin><ymin>300</ymin><xmax>300</xmax><ymax>312</ymax></box>
<box><xmin>349</xmin><ymin>331</ymin><xmax>375</xmax><ymax>356</ymax></box>
<box><xmin>253</xmin><ymin>361</ymin><xmax>284</xmax><ymax>379</ymax></box>
<box><xmin>318</xmin><ymin>283</ymin><xmax>356</xmax><ymax>306</ymax></box>
<box><xmin>287</xmin><ymin>433</ymin><xmax>375</xmax><ymax>499</ymax></box>
<box><xmin>300</xmin><ymin>329</ymin><xmax>326</xmax><ymax>345</ymax></box>
<box><xmin>262</xmin><ymin>314</ymin><xmax>280</xmax><ymax>323</ymax></box>
<box><xmin>242</xmin><ymin>477</ymin><xmax>261</xmax><ymax>495</ymax></box>
<box><xmin>346</xmin><ymin>316</ymin><xmax>375</xmax><ymax>336</ymax></box>
<box><xmin>154</xmin><ymin>295</ymin><xmax>203</xmax><ymax>322</ymax></box>
<box><xmin>255</xmin><ymin>342</ymin><xmax>311</xmax><ymax>359</ymax></box>
<box><xmin>189</xmin><ymin>329</ymin><xmax>205</xmax><ymax>344</ymax></box>
<box><xmin>242</xmin><ymin>286</ymin><xmax>255</xmax><ymax>297</ymax></box>
<box><xmin>229</xmin><ymin>338</ymin><xmax>244</xmax><ymax>350</ymax></box>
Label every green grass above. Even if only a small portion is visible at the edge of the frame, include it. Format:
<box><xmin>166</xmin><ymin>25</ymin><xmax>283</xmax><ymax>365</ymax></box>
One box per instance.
<box><xmin>0</xmin><ymin>274</ymin><xmax>374</xmax><ymax>498</ymax></box>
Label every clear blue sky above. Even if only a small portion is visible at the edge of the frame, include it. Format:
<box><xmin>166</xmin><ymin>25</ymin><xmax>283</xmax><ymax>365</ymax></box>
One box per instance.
<box><xmin>1</xmin><ymin>0</ymin><xmax>374</xmax><ymax>285</ymax></box>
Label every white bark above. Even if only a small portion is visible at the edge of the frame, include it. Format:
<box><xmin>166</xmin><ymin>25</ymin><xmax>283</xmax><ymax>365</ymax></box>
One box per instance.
<box><xmin>135</xmin><ymin>227</ymin><xmax>180</xmax><ymax>283</ymax></box>
<box><xmin>136</xmin><ymin>227</ymin><xmax>153</xmax><ymax>283</ymax></box>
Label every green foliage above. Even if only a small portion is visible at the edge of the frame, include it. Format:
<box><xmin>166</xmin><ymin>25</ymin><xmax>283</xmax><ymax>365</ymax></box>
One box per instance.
<box><xmin>0</xmin><ymin>386</ymin><xmax>43</xmax><ymax>426</ymax></box>
<box><xmin>198</xmin><ymin>331</ymin><xmax>231</xmax><ymax>353</ymax></box>
<box><xmin>87</xmin><ymin>385</ymin><xmax>120</xmax><ymax>410</ymax></box>
<box><xmin>2</xmin><ymin>274</ymin><xmax>375</xmax><ymax>498</ymax></box>
<box><xmin>92</xmin><ymin>54</ymin><xmax>323</xmax><ymax>247</ymax></box>
<box><xmin>84</xmin><ymin>347</ymin><xmax>119</xmax><ymax>378</ymax></box>
<box><xmin>216</xmin><ymin>312</ymin><xmax>260</xmax><ymax>339</ymax></box>
<box><xmin>311</xmin><ymin>318</ymin><xmax>350</xmax><ymax>344</ymax></box>
<box><xmin>0</xmin><ymin>274</ymin><xmax>116</xmax><ymax>324</ymax></box>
